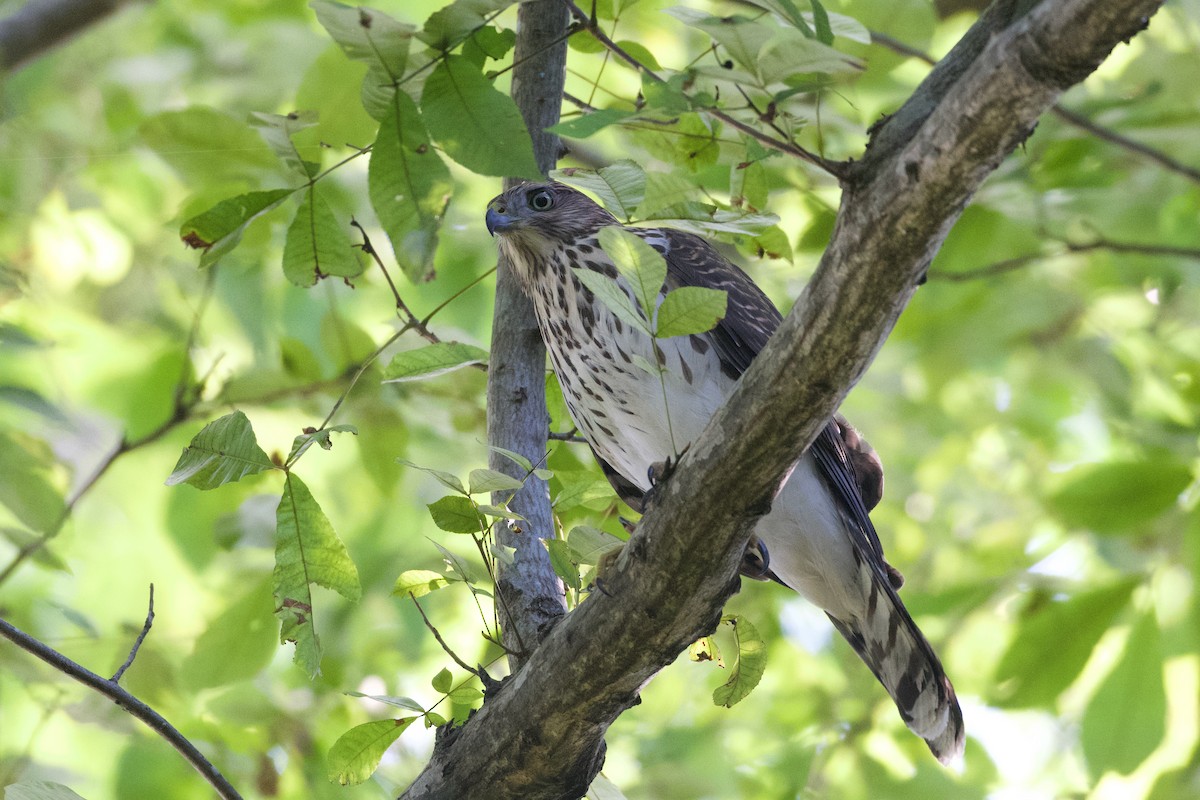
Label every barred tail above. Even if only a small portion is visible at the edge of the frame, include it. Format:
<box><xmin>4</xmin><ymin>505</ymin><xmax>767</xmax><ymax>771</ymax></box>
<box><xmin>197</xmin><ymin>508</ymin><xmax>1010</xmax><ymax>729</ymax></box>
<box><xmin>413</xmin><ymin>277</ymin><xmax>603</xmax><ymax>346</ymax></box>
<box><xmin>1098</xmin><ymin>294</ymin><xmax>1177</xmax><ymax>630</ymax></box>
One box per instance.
<box><xmin>827</xmin><ymin>576</ymin><xmax>965</xmax><ymax>763</ymax></box>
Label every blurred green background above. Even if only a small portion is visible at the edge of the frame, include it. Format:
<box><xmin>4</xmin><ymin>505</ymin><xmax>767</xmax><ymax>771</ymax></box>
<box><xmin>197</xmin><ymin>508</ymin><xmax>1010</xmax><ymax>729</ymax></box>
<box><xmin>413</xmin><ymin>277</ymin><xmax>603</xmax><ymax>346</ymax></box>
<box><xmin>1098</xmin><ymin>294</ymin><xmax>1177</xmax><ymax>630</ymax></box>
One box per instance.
<box><xmin>2</xmin><ymin>0</ymin><xmax>1199</xmax><ymax>798</ymax></box>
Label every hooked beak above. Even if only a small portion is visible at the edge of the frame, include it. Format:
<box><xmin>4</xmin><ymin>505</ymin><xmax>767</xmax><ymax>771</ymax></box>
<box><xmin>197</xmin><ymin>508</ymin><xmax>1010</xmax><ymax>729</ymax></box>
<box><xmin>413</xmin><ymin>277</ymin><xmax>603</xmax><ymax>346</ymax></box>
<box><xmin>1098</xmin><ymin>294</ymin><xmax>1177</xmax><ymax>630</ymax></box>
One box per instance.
<box><xmin>485</xmin><ymin>201</ymin><xmax>517</xmax><ymax>236</ymax></box>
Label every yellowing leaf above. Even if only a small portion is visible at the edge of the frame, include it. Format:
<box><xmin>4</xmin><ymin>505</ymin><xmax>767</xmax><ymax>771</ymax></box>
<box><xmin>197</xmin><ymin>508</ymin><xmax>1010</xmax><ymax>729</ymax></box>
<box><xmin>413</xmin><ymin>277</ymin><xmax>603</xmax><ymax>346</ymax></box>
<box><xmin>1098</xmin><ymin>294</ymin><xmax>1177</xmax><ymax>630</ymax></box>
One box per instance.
<box><xmin>393</xmin><ymin>569</ymin><xmax>452</xmax><ymax>598</ymax></box>
<box><xmin>327</xmin><ymin>718</ymin><xmax>416</xmax><ymax>785</ymax></box>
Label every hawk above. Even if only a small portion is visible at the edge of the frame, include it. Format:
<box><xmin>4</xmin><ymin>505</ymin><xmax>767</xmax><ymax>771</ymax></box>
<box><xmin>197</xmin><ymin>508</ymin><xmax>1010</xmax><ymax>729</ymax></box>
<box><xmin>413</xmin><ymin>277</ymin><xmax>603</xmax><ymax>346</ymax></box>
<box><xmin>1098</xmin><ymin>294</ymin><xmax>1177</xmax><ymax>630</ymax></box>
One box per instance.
<box><xmin>485</xmin><ymin>181</ymin><xmax>965</xmax><ymax>763</ymax></box>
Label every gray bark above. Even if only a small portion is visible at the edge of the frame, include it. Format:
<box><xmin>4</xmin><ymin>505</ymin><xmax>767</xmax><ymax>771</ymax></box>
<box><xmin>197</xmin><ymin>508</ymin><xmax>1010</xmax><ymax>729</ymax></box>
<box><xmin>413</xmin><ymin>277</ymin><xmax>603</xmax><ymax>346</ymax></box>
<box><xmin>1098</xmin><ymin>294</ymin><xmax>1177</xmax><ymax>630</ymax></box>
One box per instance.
<box><xmin>403</xmin><ymin>0</ymin><xmax>1164</xmax><ymax>797</ymax></box>
<box><xmin>485</xmin><ymin>1</ymin><xmax>572</xmax><ymax>667</ymax></box>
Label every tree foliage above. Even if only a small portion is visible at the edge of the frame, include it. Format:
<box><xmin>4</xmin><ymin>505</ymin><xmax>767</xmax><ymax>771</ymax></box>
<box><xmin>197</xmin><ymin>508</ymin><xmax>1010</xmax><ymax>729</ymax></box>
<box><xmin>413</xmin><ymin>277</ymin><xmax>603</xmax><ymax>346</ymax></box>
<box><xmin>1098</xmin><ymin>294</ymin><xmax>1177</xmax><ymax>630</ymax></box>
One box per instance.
<box><xmin>1</xmin><ymin>0</ymin><xmax>1198</xmax><ymax>798</ymax></box>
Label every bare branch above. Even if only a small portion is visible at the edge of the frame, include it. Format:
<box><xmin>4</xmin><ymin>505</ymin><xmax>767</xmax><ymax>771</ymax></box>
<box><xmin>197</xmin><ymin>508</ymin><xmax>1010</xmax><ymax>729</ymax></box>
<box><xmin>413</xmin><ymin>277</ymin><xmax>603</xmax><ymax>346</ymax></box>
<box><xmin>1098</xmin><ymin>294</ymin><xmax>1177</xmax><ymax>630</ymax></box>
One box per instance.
<box><xmin>936</xmin><ymin>237</ymin><xmax>1200</xmax><ymax>282</ymax></box>
<box><xmin>0</xmin><ymin>0</ymin><xmax>140</xmax><ymax>71</ymax></box>
<box><xmin>400</xmin><ymin>1</ymin><xmax>1163</xmax><ymax>798</ymax></box>
<box><xmin>411</xmin><ymin>596</ymin><xmax>482</xmax><ymax>678</ymax></box>
<box><xmin>0</xmin><ymin>615</ymin><xmax>243</xmax><ymax>799</ymax></box>
<box><xmin>111</xmin><ymin>584</ymin><xmax>155</xmax><ymax>684</ymax></box>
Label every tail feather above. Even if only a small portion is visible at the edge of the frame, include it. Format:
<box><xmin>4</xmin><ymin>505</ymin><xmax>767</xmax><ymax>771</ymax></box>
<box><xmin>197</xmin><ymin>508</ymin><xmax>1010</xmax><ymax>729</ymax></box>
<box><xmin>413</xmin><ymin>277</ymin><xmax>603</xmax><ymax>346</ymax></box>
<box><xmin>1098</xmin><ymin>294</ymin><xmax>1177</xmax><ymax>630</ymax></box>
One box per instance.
<box><xmin>827</xmin><ymin>560</ymin><xmax>965</xmax><ymax>764</ymax></box>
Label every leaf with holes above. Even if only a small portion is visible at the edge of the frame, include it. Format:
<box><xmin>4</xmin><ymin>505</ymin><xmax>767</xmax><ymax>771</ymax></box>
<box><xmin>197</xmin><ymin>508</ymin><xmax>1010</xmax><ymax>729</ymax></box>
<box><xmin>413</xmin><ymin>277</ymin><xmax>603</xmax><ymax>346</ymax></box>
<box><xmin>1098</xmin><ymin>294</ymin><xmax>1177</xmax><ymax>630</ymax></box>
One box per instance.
<box><xmin>713</xmin><ymin>615</ymin><xmax>767</xmax><ymax>707</ymax></box>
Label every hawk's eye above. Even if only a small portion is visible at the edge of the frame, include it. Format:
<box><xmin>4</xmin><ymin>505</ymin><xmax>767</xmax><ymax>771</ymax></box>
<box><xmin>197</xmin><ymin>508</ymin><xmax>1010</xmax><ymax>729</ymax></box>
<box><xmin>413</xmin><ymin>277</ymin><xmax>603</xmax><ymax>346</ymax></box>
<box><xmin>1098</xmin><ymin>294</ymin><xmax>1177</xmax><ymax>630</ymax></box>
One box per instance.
<box><xmin>528</xmin><ymin>189</ymin><xmax>554</xmax><ymax>211</ymax></box>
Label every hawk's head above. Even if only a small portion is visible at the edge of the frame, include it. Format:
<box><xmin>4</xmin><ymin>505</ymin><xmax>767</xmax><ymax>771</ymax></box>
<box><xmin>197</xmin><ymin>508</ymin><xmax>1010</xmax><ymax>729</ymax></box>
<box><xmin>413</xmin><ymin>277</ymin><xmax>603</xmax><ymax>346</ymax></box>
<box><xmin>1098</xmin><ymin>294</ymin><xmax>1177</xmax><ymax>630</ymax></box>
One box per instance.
<box><xmin>486</xmin><ymin>183</ymin><xmax>617</xmax><ymax>280</ymax></box>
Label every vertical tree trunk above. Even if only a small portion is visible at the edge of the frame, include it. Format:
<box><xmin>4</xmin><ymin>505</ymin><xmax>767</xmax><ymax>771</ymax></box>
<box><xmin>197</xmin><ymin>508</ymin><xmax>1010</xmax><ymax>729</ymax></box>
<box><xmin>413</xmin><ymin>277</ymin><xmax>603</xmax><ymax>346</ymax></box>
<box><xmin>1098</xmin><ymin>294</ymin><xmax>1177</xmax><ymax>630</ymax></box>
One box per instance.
<box><xmin>486</xmin><ymin>0</ymin><xmax>572</xmax><ymax>668</ymax></box>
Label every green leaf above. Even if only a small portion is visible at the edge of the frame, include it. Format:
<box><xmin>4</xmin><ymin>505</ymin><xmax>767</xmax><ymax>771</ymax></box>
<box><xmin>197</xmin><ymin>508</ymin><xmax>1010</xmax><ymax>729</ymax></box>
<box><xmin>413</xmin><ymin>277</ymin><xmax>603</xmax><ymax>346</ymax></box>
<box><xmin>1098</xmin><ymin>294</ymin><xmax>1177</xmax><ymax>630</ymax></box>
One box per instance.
<box><xmin>427</xmin><ymin>495</ymin><xmax>486</xmax><ymax>533</ymax></box>
<box><xmin>344</xmin><ymin>692</ymin><xmax>426</xmax><ymax>713</ymax></box>
<box><xmin>165</xmin><ymin>411</ymin><xmax>275</xmax><ymax>490</ymax></box>
<box><xmin>3</xmin><ymin>781</ymin><xmax>89</xmax><ymax>800</ymax></box>
<box><xmin>655</xmin><ymin>286</ymin><xmax>728</xmax><ymax>338</ymax></box>
<box><xmin>181</xmin><ymin>578</ymin><xmax>276</xmax><ymax>690</ymax></box>
<box><xmin>547</xmin><ymin>109</ymin><xmax>635</xmax><ymax>140</ymax></box>
<box><xmin>597</xmin><ymin>227</ymin><xmax>666</xmax><ymax>325</ymax></box>
<box><xmin>488</xmin><ymin>445</ymin><xmax>533</xmax><ymax>472</ymax></box>
<box><xmin>282</xmin><ymin>185</ymin><xmax>363</xmax><ymax>287</ymax></box>
<box><xmin>393</xmin><ymin>569</ymin><xmax>452</xmax><ymax>598</ymax></box>
<box><xmin>1082</xmin><ymin>610</ymin><xmax>1166</xmax><ymax>777</ymax></box>
<box><xmin>275</xmin><ymin>473</ymin><xmax>363</xmax><ymax>678</ymax></box>
<box><xmin>327</xmin><ymin>718</ymin><xmax>416</xmax><ymax>785</ymax></box>
<box><xmin>287</xmin><ymin>424</ymin><xmax>358</xmax><ymax>463</ymax></box>
<box><xmin>0</xmin><ymin>434</ymin><xmax>66</xmax><ymax>534</ymax></box>
<box><xmin>689</xmin><ymin>635</ymin><xmax>723</xmax><ymax>667</ymax></box>
<box><xmin>991</xmin><ymin>580</ymin><xmax>1139</xmax><ymax>708</ymax></box>
<box><xmin>546</xmin><ymin>538</ymin><xmax>581</xmax><ymax>591</ymax></box>
<box><xmin>1046</xmin><ymin>458</ymin><xmax>1191</xmax><ymax>534</ymax></box>
<box><xmin>551</xmin><ymin>161</ymin><xmax>646</xmax><ymax>220</ymax></box>
<box><xmin>180</xmin><ymin>189</ymin><xmax>297</xmax><ymax>268</ymax></box>
<box><xmin>311</xmin><ymin>1</ymin><xmax>414</xmax><ymax>78</ymax></box>
<box><xmin>713</xmin><ymin>615</ymin><xmax>767</xmax><ymax>707</ymax></box>
<box><xmin>431</xmin><ymin>541</ymin><xmax>480</xmax><ymax>584</ymax></box>
<box><xmin>382</xmin><ymin>342</ymin><xmax>488</xmax><ymax>382</ymax></box>
<box><xmin>431</xmin><ymin>667</ymin><xmax>453</xmax><ymax>693</ymax></box>
<box><xmin>420</xmin><ymin>54</ymin><xmax>541</xmax><ymax>179</ymax></box>
<box><xmin>468</xmin><ymin>468</ymin><xmax>524</xmax><ymax>494</ymax></box>
<box><xmin>419</xmin><ymin>0</ymin><xmax>520</xmax><ymax>51</ymax></box>
<box><xmin>368</xmin><ymin>89</ymin><xmax>453</xmax><ymax>282</ymax></box>
<box><xmin>572</xmin><ymin>268</ymin><xmax>649</xmax><ymax>335</ymax></box>
<box><xmin>566</xmin><ymin>525</ymin><xmax>624</xmax><ymax>565</ymax></box>
<box><xmin>809</xmin><ymin>0</ymin><xmax>834</xmax><ymax>44</ymax></box>
<box><xmin>641</xmin><ymin>202</ymin><xmax>779</xmax><ymax>236</ymax></box>
<box><xmin>140</xmin><ymin>107</ymin><xmax>280</xmax><ymax>185</ymax></box>
<box><xmin>397</xmin><ymin>459</ymin><xmax>468</xmax><ymax>495</ymax></box>
<box><xmin>250</xmin><ymin>111</ymin><xmax>320</xmax><ymax>179</ymax></box>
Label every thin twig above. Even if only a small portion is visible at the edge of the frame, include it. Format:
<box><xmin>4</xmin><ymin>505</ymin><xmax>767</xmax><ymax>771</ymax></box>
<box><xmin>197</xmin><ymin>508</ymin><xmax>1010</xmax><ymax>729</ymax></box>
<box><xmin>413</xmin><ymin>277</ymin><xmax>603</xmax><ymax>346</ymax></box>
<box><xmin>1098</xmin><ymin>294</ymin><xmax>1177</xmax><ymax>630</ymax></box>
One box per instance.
<box><xmin>869</xmin><ymin>29</ymin><xmax>1200</xmax><ymax>186</ymax></box>
<box><xmin>111</xmin><ymin>584</ymin><xmax>155</xmax><ymax>683</ymax></box>
<box><xmin>410</xmin><ymin>596</ymin><xmax>481</xmax><ymax>677</ymax></box>
<box><xmin>559</xmin><ymin>0</ymin><xmax>846</xmax><ymax>177</ymax></box>
<box><xmin>351</xmin><ymin>219</ymin><xmax>442</xmax><ymax>345</ymax></box>
<box><xmin>935</xmin><ymin>237</ymin><xmax>1200</xmax><ymax>281</ymax></box>
<box><xmin>548</xmin><ymin>429</ymin><xmax>587</xmax><ymax>443</ymax></box>
<box><xmin>0</xmin><ymin>615</ymin><xmax>243</xmax><ymax>800</ymax></box>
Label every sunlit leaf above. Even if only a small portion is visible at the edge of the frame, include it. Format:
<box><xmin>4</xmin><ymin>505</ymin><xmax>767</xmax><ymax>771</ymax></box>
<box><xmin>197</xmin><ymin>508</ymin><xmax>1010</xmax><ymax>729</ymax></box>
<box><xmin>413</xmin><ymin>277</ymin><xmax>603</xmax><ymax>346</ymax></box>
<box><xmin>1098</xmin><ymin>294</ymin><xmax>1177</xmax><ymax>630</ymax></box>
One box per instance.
<box><xmin>991</xmin><ymin>580</ymin><xmax>1138</xmax><ymax>708</ymax></box>
<box><xmin>383</xmin><ymin>342</ymin><xmax>488</xmax><ymax>382</ymax></box>
<box><xmin>179</xmin><ymin>189</ymin><xmax>297</xmax><ymax>268</ymax></box>
<box><xmin>655</xmin><ymin>286</ymin><xmax>728</xmax><ymax>339</ymax></box>
<box><xmin>282</xmin><ymin>185</ymin><xmax>363</xmax><ymax>287</ymax></box>
<box><xmin>1082</xmin><ymin>610</ymin><xmax>1166</xmax><ymax>777</ymax></box>
<box><xmin>327</xmin><ymin>717</ymin><xmax>416</xmax><ymax>785</ymax></box>
<box><xmin>552</xmin><ymin>161</ymin><xmax>646</xmax><ymax>220</ymax></box>
<box><xmin>275</xmin><ymin>473</ymin><xmax>363</xmax><ymax>678</ymax></box>
<box><xmin>393</xmin><ymin>569</ymin><xmax>452</xmax><ymax>598</ymax></box>
<box><xmin>689</xmin><ymin>636</ymin><xmax>723</xmax><ymax>667</ymax></box>
<box><xmin>165</xmin><ymin>411</ymin><xmax>275</xmax><ymax>490</ymax></box>
<box><xmin>641</xmin><ymin>202</ymin><xmax>779</xmax><ymax>236</ymax></box>
<box><xmin>428</xmin><ymin>495</ymin><xmax>486</xmax><ymax>533</ymax></box>
<box><xmin>432</xmin><ymin>667</ymin><xmax>453</xmax><ymax>693</ymax></box>
<box><xmin>369</xmin><ymin>89</ymin><xmax>453</xmax><ymax>282</ymax></box>
<box><xmin>572</xmin><ymin>268</ymin><xmax>648</xmax><ymax>335</ymax></box>
<box><xmin>345</xmin><ymin>692</ymin><xmax>426</xmax><ymax>713</ymax></box>
<box><xmin>713</xmin><ymin>615</ymin><xmax>767</xmax><ymax>707</ymax></box>
<box><xmin>420</xmin><ymin>54</ymin><xmax>541</xmax><ymax>178</ymax></box>
<box><xmin>598</xmin><ymin>226</ymin><xmax>667</xmax><ymax>324</ymax></box>
<box><xmin>3</xmin><ymin>781</ymin><xmax>88</xmax><ymax>800</ymax></box>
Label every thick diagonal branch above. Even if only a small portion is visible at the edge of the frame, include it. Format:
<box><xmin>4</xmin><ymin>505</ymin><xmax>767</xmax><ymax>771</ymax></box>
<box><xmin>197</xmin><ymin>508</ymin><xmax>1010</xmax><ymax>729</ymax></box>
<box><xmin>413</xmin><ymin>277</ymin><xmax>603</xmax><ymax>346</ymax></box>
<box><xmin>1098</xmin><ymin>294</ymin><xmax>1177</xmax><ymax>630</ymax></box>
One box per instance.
<box><xmin>0</xmin><ymin>0</ymin><xmax>139</xmax><ymax>71</ymax></box>
<box><xmin>403</xmin><ymin>1</ymin><xmax>1163</xmax><ymax>798</ymax></box>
